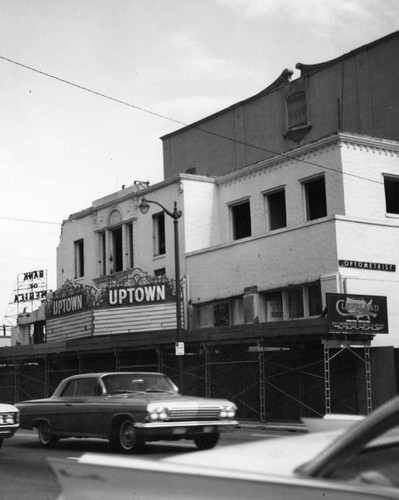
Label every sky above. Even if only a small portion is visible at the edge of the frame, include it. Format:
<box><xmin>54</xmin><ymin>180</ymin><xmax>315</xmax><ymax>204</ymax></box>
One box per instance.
<box><xmin>1</xmin><ymin>0</ymin><xmax>398</xmax><ymax>326</ymax></box>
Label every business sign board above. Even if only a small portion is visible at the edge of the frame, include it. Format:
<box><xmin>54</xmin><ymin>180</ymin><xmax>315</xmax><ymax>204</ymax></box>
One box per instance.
<box><xmin>326</xmin><ymin>293</ymin><xmax>388</xmax><ymax>334</ymax></box>
<box><xmin>46</xmin><ymin>275</ymin><xmax>176</xmax><ymax>319</ymax></box>
<box><xmin>339</xmin><ymin>260</ymin><xmax>396</xmax><ymax>272</ymax></box>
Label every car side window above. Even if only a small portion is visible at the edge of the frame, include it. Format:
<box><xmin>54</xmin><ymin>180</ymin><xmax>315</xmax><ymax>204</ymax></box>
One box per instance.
<box><xmin>75</xmin><ymin>379</ymin><xmax>100</xmax><ymax>397</ymax></box>
<box><xmin>60</xmin><ymin>381</ymin><xmax>76</xmax><ymax>397</ymax></box>
<box><xmin>59</xmin><ymin>379</ymin><xmax>101</xmax><ymax>397</ymax></box>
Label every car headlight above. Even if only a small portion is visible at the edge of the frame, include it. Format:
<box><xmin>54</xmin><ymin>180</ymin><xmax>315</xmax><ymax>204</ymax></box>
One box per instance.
<box><xmin>219</xmin><ymin>405</ymin><xmax>236</xmax><ymax>419</ymax></box>
<box><xmin>0</xmin><ymin>412</ymin><xmax>19</xmax><ymax>425</ymax></box>
<box><xmin>147</xmin><ymin>407</ymin><xmax>170</xmax><ymax>422</ymax></box>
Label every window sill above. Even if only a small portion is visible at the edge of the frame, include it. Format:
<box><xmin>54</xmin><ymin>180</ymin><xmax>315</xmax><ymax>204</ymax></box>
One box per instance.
<box><xmin>283</xmin><ymin>124</ymin><xmax>312</xmax><ymax>142</ymax></box>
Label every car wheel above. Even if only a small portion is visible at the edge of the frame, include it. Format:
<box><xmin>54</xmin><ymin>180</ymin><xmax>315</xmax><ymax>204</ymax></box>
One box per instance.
<box><xmin>194</xmin><ymin>433</ymin><xmax>220</xmax><ymax>450</ymax></box>
<box><xmin>38</xmin><ymin>420</ymin><xmax>59</xmax><ymax>448</ymax></box>
<box><xmin>110</xmin><ymin>418</ymin><xmax>144</xmax><ymax>453</ymax></box>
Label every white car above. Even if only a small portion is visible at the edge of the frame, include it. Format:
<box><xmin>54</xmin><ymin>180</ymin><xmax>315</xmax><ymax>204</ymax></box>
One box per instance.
<box><xmin>0</xmin><ymin>403</ymin><xmax>19</xmax><ymax>449</ymax></box>
<box><xmin>49</xmin><ymin>395</ymin><xmax>399</xmax><ymax>499</ymax></box>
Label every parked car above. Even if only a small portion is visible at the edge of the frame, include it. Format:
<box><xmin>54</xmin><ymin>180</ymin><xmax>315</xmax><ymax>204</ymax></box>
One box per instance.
<box><xmin>16</xmin><ymin>372</ymin><xmax>238</xmax><ymax>452</ymax></box>
<box><xmin>49</xmin><ymin>395</ymin><xmax>399</xmax><ymax>499</ymax></box>
<box><xmin>0</xmin><ymin>403</ymin><xmax>20</xmax><ymax>449</ymax></box>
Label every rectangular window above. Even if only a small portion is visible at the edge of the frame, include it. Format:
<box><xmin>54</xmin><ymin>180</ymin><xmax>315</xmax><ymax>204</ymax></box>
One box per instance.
<box><xmin>287</xmin><ymin>287</ymin><xmax>304</xmax><ymax>319</ymax></box>
<box><xmin>214</xmin><ymin>302</ymin><xmax>230</xmax><ymax>326</ymax></box>
<box><xmin>384</xmin><ymin>176</ymin><xmax>399</xmax><ymax>214</ymax></box>
<box><xmin>74</xmin><ymin>239</ymin><xmax>84</xmax><ymax>278</ymax></box>
<box><xmin>307</xmin><ymin>283</ymin><xmax>322</xmax><ymax>317</ymax></box>
<box><xmin>287</xmin><ymin>92</ymin><xmax>307</xmax><ymax>129</ymax></box>
<box><xmin>153</xmin><ymin>212</ymin><xmax>166</xmax><ymax>256</ymax></box>
<box><xmin>304</xmin><ymin>176</ymin><xmax>327</xmax><ymax>221</ymax></box>
<box><xmin>265</xmin><ymin>291</ymin><xmax>283</xmax><ymax>322</ymax></box>
<box><xmin>267</xmin><ymin>189</ymin><xmax>287</xmax><ymax>230</ymax></box>
<box><xmin>154</xmin><ymin>268</ymin><xmax>166</xmax><ymax>276</ymax></box>
<box><xmin>126</xmin><ymin>223</ymin><xmax>134</xmax><ymax>269</ymax></box>
<box><xmin>100</xmin><ymin>232</ymin><xmax>106</xmax><ymax>276</ymax></box>
<box><xmin>231</xmin><ymin>200</ymin><xmax>251</xmax><ymax>240</ymax></box>
<box><xmin>111</xmin><ymin>227</ymin><xmax>123</xmax><ymax>273</ymax></box>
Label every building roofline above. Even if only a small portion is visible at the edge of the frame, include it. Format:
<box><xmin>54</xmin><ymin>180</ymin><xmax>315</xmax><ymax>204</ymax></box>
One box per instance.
<box><xmin>216</xmin><ymin>132</ymin><xmax>399</xmax><ymax>185</ymax></box>
<box><xmin>161</xmin><ymin>30</ymin><xmax>399</xmax><ymax>141</ymax></box>
<box><xmin>63</xmin><ymin>173</ymin><xmax>216</xmax><ymax>223</ymax></box>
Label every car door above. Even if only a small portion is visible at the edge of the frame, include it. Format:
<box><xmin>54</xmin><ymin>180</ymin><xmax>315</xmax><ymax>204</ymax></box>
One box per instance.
<box><xmin>55</xmin><ymin>378</ymin><xmax>102</xmax><ymax>437</ymax></box>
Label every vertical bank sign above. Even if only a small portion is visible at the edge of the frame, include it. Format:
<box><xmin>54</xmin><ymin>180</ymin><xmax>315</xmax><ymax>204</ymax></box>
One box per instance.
<box><xmin>326</xmin><ymin>293</ymin><xmax>388</xmax><ymax>334</ymax></box>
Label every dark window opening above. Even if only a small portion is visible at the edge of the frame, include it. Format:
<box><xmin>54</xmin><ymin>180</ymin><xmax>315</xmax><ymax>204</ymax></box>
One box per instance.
<box><xmin>232</xmin><ymin>201</ymin><xmax>251</xmax><ymax>240</ymax></box>
<box><xmin>384</xmin><ymin>177</ymin><xmax>399</xmax><ymax>214</ymax></box>
<box><xmin>214</xmin><ymin>302</ymin><xmax>230</xmax><ymax>326</ymax></box>
<box><xmin>308</xmin><ymin>283</ymin><xmax>322</xmax><ymax>316</ymax></box>
<box><xmin>267</xmin><ymin>190</ymin><xmax>287</xmax><ymax>230</ymax></box>
<box><xmin>288</xmin><ymin>287</ymin><xmax>304</xmax><ymax>319</ymax></box>
<box><xmin>154</xmin><ymin>268</ymin><xmax>166</xmax><ymax>276</ymax></box>
<box><xmin>153</xmin><ymin>212</ymin><xmax>166</xmax><ymax>256</ymax></box>
<box><xmin>74</xmin><ymin>239</ymin><xmax>84</xmax><ymax>278</ymax></box>
<box><xmin>305</xmin><ymin>177</ymin><xmax>327</xmax><ymax>221</ymax></box>
<box><xmin>112</xmin><ymin>227</ymin><xmax>123</xmax><ymax>272</ymax></box>
<box><xmin>127</xmin><ymin>223</ymin><xmax>134</xmax><ymax>268</ymax></box>
<box><xmin>100</xmin><ymin>232</ymin><xmax>106</xmax><ymax>276</ymax></box>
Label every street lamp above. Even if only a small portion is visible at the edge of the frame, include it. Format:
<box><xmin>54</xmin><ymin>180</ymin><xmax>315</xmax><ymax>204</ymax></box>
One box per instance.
<box><xmin>138</xmin><ymin>197</ymin><xmax>184</xmax><ymax>393</ymax></box>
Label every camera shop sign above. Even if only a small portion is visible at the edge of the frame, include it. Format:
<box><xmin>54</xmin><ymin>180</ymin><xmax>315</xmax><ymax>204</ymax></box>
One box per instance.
<box><xmin>326</xmin><ymin>293</ymin><xmax>388</xmax><ymax>334</ymax></box>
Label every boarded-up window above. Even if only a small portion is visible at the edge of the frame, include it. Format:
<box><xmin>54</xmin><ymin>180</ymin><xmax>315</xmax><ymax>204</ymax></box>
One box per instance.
<box><xmin>287</xmin><ymin>92</ymin><xmax>307</xmax><ymax>129</ymax></box>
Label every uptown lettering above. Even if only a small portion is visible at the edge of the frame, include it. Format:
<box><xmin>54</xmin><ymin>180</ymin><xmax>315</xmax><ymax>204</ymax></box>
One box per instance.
<box><xmin>52</xmin><ymin>295</ymin><xmax>83</xmax><ymax>315</ymax></box>
<box><xmin>109</xmin><ymin>285</ymin><xmax>166</xmax><ymax>306</ymax></box>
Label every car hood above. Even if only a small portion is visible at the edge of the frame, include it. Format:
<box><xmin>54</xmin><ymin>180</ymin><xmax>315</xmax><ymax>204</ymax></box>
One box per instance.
<box><xmin>16</xmin><ymin>393</ymin><xmax>233</xmax><ymax>406</ymax></box>
<box><xmin>76</xmin><ymin>430</ymin><xmax>343</xmax><ymax>478</ymax></box>
<box><xmin>0</xmin><ymin>403</ymin><xmax>19</xmax><ymax>412</ymax></box>
<box><xmin>108</xmin><ymin>392</ymin><xmax>233</xmax><ymax>405</ymax></box>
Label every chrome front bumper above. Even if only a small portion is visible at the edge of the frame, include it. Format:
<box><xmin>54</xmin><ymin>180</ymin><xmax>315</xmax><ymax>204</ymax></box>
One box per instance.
<box><xmin>134</xmin><ymin>419</ymin><xmax>238</xmax><ymax>436</ymax></box>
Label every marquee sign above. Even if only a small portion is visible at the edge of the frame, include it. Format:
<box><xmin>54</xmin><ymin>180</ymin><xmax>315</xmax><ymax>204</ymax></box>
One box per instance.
<box><xmin>326</xmin><ymin>293</ymin><xmax>388</xmax><ymax>334</ymax></box>
<box><xmin>46</xmin><ymin>269</ymin><xmax>177</xmax><ymax>319</ymax></box>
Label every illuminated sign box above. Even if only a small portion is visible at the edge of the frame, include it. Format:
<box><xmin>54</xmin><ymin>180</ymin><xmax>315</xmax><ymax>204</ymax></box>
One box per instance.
<box><xmin>326</xmin><ymin>293</ymin><xmax>388</xmax><ymax>334</ymax></box>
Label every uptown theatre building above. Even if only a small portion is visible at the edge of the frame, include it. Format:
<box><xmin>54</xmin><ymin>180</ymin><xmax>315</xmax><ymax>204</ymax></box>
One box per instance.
<box><xmin>1</xmin><ymin>31</ymin><xmax>399</xmax><ymax>422</ymax></box>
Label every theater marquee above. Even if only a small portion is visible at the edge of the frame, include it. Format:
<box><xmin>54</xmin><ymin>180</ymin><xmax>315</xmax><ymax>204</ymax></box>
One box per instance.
<box><xmin>46</xmin><ymin>273</ymin><xmax>176</xmax><ymax>319</ymax></box>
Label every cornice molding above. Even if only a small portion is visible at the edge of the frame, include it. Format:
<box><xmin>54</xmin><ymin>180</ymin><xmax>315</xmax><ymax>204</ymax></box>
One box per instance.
<box><xmin>217</xmin><ymin>133</ymin><xmax>399</xmax><ymax>186</ymax></box>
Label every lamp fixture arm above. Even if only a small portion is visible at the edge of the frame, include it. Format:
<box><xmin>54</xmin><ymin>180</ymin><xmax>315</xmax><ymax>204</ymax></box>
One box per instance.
<box><xmin>141</xmin><ymin>197</ymin><xmax>182</xmax><ymax>220</ymax></box>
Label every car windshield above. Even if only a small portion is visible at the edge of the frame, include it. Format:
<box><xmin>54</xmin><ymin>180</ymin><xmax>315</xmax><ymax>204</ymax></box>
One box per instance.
<box><xmin>102</xmin><ymin>373</ymin><xmax>177</xmax><ymax>394</ymax></box>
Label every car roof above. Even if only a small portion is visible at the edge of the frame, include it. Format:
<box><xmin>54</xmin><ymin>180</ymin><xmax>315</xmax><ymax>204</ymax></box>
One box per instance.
<box><xmin>64</xmin><ymin>372</ymin><xmax>163</xmax><ymax>380</ymax></box>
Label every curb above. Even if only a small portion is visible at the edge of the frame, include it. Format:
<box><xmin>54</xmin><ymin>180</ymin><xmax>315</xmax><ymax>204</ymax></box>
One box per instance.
<box><xmin>238</xmin><ymin>421</ymin><xmax>307</xmax><ymax>433</ymax></box>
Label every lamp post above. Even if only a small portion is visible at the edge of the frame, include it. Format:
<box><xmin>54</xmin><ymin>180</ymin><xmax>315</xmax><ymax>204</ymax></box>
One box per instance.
<box><xmin>138</xmin><ymin>197</ymin><xmax>184</xmax><ymax>393</ymax></box>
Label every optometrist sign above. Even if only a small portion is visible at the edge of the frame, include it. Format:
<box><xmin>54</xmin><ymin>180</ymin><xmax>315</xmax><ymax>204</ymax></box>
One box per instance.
<box><xmin>326</xmin><ymin>293</ymin><xmax>388</xmax><ymax>334</ymax></box>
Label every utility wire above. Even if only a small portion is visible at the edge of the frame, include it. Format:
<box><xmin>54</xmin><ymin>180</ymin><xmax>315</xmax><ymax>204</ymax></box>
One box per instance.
<box><xmin>0</xmin><ymin>55</ymin><xmax>384</xmax><ymax>186</ymax></box>
<box><xmin>0</xmin><ymin>216</ymin><xmax>59</xmax><ymax>225</ymax></box>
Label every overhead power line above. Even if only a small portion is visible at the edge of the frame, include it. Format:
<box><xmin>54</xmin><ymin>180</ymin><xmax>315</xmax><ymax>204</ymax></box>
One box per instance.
<box><xmin>0</xmin><ymin>216</ymin><xmax>59</xmax><ymax>225</ymax></box>
<box><xmin>0</xmin><ymin>55</ymin><xmax>384</xmax><ymax>186</ymax></box>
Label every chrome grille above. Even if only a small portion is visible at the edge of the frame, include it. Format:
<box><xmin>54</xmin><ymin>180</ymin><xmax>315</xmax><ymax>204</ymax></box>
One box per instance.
<box><xmin>168</xmin><ymin>405</ymin><xmax>221</xmax><ymax>421</ymax></box>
